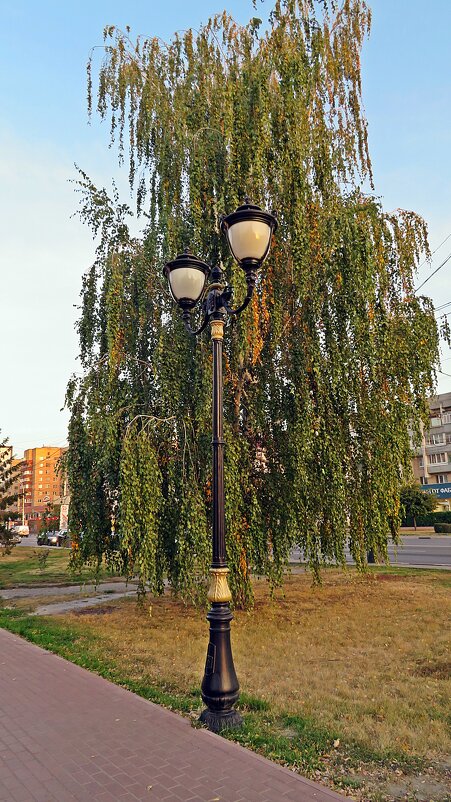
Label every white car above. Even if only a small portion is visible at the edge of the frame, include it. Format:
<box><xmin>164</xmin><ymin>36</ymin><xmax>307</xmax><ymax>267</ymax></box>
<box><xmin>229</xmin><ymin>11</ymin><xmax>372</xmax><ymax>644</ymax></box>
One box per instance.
<box><xmin>11</xmin><ymin>525</ymin><xmax>29</xmax><ymax>537</ymax></box>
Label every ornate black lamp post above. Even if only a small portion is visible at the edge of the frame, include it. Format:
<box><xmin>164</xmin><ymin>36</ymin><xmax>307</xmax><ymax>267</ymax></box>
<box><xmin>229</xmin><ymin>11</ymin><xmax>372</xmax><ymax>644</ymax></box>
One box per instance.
<box><xmin>163</xmin><ymin>200</ymin><xmax>277</xmax><ymax>733</ymax></box>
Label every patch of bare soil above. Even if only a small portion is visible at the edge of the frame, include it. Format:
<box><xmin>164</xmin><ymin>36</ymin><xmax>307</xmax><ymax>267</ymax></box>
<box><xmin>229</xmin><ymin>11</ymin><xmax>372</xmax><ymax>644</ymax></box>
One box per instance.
<box><xmin>414</xmin><ymin>660</ymin><xmax>451</xmax><ymax>680</ymax></box>
<box><xmin>325</xmin><ymin>755</ymin><xmax>451</xmax><ymax>802</ymax></box>
<box><xmin>385</xmin><ymin>773</ymin><xmax>450</xmax><ymax>802</ymax></box>
<box><xmin>74</xmin><ymin>606</ymin><xmax>117</xmax><ymax>616</ymax></box>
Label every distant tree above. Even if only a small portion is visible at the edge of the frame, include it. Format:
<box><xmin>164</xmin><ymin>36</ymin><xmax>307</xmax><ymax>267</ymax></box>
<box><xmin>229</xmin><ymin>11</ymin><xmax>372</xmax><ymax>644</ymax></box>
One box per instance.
<box><xmin>0</xmin><ymin>433</ymin><xmax>21</xmax><ymax>554</ymax></box>
<box><xmin>39</xmin><ymin>503</ymin><xmax>61</xmax><ymax>535</ymax></box>
<box><xmin>400</xmin><ymin>484</ymin><xmax>436</xmax><ymax>530</ymax></box>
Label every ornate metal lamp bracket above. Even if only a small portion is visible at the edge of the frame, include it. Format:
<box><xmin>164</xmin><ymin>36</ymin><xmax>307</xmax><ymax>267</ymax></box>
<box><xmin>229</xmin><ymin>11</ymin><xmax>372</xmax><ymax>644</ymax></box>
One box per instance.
<box><xmin>182</xmin><ymin>267</ymin><xmax>256</xmax><ymax>337</ymax></box>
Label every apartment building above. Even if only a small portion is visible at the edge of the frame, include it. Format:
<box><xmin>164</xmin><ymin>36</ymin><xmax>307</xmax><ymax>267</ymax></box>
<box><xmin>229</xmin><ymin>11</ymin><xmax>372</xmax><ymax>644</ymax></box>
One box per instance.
<box><xmin>412</xmin><ymin>391</ymin><xmax>451</xmax><ymax>510</ymax></box>
<box><xmin>2</xmin><ymin>445</ymin><xmax>67</xmax><ymax>532</ymax></box>
<box><xmin>22</xmin><ymin>446</ymin><xmax>66</xmax><ymax>516</ymax></box>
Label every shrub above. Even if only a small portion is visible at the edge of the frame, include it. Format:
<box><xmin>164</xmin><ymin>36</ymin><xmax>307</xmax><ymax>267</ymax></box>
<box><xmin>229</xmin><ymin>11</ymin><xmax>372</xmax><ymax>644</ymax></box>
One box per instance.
<box><xmin>403</xmin><ymin>511</ymin><xmax>451</xmax><ymax>527</ymax></box>
<box><xmin>433</xmin><ymin>523</ymin><xmax>451</xmax><ymax>533</ymax></box>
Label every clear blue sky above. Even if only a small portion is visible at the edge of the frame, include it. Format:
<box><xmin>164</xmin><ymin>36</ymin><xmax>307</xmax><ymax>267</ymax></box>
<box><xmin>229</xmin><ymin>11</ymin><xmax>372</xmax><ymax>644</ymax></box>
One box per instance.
<box><xmin>1</xmin><ymin>0</ymin><xmax>450</xmax><ymax>454</ymax></box>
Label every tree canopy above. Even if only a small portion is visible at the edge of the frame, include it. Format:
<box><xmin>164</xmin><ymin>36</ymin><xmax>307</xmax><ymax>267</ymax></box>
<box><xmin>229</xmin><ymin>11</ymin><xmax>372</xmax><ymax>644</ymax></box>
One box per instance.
<box><xmin>400</xmin><ymin>484</ymin><xmax>436</xmax><ymax>530</ymax></box>
<box><xmin>66</xmin><ymin>0</ymin><xmax>440</xmax><ymax>607</ymax></box>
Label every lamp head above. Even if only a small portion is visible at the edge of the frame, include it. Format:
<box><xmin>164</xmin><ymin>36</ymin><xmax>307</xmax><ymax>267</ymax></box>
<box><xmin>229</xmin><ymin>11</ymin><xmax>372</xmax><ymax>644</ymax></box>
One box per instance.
<box><xmin>163</xmin><ymin>251</ymin><xmax>210</xmax><ymax>310</ymax></box>
<box><xmin>221</xmin><ymin>199</ymin><xmax>277</xmax><ymax>274</ymax></box>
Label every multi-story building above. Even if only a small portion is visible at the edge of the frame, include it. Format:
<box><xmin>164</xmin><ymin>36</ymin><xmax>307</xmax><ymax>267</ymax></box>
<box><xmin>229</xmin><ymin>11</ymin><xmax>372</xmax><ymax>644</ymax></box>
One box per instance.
<box><xmin>2</xmin><ymin>445</ymin><xmax>67</xmax><ymax>531</ymax></box>
<box><xmin>22</xmin><ymin>446</ymin><xmax>66</xmax><ymax>516</ymax></box>
<box><xmin>412</xmin><ymin>391</ymin><xmax>451</xmax><ymax>510</ymax></box>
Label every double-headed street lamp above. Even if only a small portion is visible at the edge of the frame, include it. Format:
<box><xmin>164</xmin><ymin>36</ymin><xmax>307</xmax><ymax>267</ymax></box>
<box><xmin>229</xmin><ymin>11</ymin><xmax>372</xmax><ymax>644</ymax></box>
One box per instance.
<box><xmin>163</xmin><ymin>200</ymin><xmax>277</xmax><ymax>733</ymax></box>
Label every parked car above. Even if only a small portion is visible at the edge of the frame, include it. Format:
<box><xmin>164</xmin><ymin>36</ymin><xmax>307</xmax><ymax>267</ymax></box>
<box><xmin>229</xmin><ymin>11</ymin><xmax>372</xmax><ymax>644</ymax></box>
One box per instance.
<box><xmin>38</xmin><ymin>530</ymin><xmax>69</xmax><ymax>547</ymax></box>
<box><xmin>11</xmin><ymin>525</ymin><xmax>29</xmax><ymax>537</ymax></box>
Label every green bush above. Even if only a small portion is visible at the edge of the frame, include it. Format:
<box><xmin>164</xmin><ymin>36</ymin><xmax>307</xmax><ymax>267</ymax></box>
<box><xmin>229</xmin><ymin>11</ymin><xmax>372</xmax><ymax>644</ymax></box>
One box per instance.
<box><xmin>403</xmin><ymin>510</ymin><xmax>451</xmax><ymax>527</ymax></box>
<box><xmin>433</xmin><ymin>523</ymin><xmax>451</xmax><ymax>533</ymax></box>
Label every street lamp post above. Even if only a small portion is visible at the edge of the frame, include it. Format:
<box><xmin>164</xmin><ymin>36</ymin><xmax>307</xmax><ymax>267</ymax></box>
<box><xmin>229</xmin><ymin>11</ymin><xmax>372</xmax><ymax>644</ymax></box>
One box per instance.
<box><xmin>163</xmin><ymin>200</ymin><xmax>277</xmax><ymax>733</ymax></box>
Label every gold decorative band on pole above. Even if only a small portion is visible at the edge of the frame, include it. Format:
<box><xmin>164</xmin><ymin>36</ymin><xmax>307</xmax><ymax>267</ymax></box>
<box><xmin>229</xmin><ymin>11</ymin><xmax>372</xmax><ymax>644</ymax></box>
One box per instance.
<box><xmin>207</xmin><ymin>567</ymin><xmax>232</xmax><ymax>603</ymax></box>
<box><xmin>210</xmin><ymin>319</ymin><xmax>224</xmax><ymax>340</ymax></box>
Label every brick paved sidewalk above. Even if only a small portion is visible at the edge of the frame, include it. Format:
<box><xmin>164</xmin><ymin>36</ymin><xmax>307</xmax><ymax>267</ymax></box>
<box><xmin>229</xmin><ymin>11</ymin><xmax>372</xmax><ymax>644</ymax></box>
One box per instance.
<box><xmin>0</xmin><ymin>629</ymin><xmax>344</xmax><ymax>802</ymax></box>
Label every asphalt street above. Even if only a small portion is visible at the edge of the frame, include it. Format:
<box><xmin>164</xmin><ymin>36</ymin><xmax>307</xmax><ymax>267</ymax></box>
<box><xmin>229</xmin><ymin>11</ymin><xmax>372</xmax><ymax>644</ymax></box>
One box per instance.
<box><xmin>388</xmin><ymin>536</ymin><xmax>451</xmax><ymax>567</ymax></box>
<box><xmin>291</xmin><ymin>535</ymin><xmax>451</xmax><ymax>568</ymax></box>
<box><xmin>19</xmin><ymin>533</ymin><xmax>451</xmax><ymax>568</ymax></box>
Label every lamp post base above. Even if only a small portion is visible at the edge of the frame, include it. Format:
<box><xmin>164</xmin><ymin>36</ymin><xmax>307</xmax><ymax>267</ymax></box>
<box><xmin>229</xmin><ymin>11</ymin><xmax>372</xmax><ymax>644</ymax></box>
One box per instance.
<box><xmin>200</xmin><ymin>594</ymin><xmax>243</xmax><ymax>734</ymax></box>
<box><xmin>199</xmin><ymin>707</ymin><xmax>243</xmax><ymax>733</ymax></box>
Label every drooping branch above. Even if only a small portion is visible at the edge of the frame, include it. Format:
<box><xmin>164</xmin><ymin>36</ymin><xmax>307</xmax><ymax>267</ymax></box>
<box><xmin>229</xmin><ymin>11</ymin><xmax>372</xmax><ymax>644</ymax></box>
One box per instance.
<box><xmin>67</xmin><ymin>0</ymin><xmax>440</xmax><ymax>607</ymax></box>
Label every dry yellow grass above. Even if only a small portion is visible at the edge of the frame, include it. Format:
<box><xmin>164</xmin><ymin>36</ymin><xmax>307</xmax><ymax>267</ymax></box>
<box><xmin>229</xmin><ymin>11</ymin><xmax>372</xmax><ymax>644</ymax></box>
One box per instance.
<box><xmin>52</xmin><ymin>568</ymin><xmax>451</xmax><ymax>762</ymax></box>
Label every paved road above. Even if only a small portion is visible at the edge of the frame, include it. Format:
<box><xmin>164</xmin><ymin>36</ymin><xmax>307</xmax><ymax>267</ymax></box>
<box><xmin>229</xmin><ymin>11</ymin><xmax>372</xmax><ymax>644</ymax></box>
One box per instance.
<box><xmin>0</xmin><ymin>629</ymin><xmax>342</xmax><ymax>801</ymax></box>
<box><xmin>388</xmin><ymin>535</ymin><xmax>451</xmax><ymax>567</ymax></box>
<box><xmin>17</xmin><ymin>533</ymin><xmax>39</xmax><ymax>547</ymax></box>
<box><xmin>291</xmin><ymin>536</ymin><xmax>451</xmax><ymax>568</ymax></box>
<box><xmin>19</xmin><ymin>534</ymin><xmax>451</xmax><ymax>567</ymax></box>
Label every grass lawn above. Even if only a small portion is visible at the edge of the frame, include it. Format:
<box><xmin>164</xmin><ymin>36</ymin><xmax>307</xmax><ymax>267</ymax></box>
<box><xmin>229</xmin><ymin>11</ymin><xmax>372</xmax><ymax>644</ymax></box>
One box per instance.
<box><xmin>0</xmin><ymin>566</ymin><xmax>450</xmax><ymax>801</ymax></box>
<box><xmin>0</xmin><ymin>546</ymin><xmax>117</xmax><ymax>588</ymax></box>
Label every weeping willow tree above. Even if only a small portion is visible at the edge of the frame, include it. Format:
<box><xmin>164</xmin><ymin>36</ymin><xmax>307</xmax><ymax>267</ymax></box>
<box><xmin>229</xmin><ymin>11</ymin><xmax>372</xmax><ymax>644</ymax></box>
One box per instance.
<box><xmin>66</xmin><ymin>0</ymin><xmax>440</xmax><ymax>608</ymax></box>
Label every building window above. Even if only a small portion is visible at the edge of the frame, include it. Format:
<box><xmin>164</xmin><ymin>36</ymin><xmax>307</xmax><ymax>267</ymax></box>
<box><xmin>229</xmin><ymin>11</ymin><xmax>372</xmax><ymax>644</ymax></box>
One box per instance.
<box><xmin>429</xmin><ymin>453</ymin><xmax>447</xmax><ymax>465</ymax></box>
<box><xmin>442</xmin><ymin>413</ymin><xmax>451</xmax><ymax>424</ymax></box>
<box><xmin>430</xmin><ymin>416</ymin><xmax>441</xmax><ymax>427</ymax></box>
<box><xmin>420</xmin><ymin>476</ymin><xmax>428</xmax><ymax>485</ymax></box>
<box><xmin>437</xmin><ymin>474</ymin><xmax>448</xmax><ymax>484</ymax></box>
<box><xmin>426</xmin><ymin>433</ymin><xmax>445</xmax><ymax>445</ymax></box>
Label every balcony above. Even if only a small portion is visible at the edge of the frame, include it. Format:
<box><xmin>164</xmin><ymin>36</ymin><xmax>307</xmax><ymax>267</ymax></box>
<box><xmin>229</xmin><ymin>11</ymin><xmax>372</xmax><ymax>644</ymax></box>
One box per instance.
<box><xmin>425</xmin><ymin>442</ymin><xmax>449</xmax><ymax>454</ymax></box>
<box><xmin>427</xmin><ymin>463</ymin><xmax>450</xmax><ymax>474</ymax></box>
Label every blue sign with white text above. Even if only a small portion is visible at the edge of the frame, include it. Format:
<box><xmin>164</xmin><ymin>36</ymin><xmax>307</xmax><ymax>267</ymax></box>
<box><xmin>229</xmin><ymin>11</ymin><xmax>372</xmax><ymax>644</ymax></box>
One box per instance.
<box><xmin>421</xmin><ymin>483</ymin><xmax>451</xmax><ymax>498</ymax></box>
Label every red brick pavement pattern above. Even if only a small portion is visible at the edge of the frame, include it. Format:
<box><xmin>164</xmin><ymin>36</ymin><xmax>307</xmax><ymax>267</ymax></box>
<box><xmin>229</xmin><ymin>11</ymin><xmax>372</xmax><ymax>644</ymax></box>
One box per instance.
<box><xmin>0</xmin><ymin>629</ymin><xmax>344</xmax><ymax>802</ymax></box>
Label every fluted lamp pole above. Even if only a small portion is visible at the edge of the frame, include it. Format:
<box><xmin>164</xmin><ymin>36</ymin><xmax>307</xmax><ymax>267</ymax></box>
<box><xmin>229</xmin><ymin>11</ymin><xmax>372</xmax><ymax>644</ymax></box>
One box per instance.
<box><xmin>163</xmin><ymin>200</ymin><xmax>277</xmax><ymax>733</ymax></box>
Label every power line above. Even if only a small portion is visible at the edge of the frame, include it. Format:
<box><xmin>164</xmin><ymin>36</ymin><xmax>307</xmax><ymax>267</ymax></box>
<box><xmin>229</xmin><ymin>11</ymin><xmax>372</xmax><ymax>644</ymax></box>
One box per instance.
<box><xmin>415</xmin><ymin>251</ymin><xmax>451</xmax><ymax>293</ymax></box>
<box><xmin>418</xmin><ymin>231</ymin><xmax>451</xmax><ymax>270</ymax></box>
<box><xmin>434</xmin><ymin>309</ymin><xmax>451</xmax><ymax>320</ymax></box>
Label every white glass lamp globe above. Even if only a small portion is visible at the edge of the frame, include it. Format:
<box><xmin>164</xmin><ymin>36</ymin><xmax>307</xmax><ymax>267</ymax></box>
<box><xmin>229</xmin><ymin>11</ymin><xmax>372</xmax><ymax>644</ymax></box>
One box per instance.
<box><xmin>163</xmin><ymin>252</ymin><xmax>210</xmax><ymax>310</ymax></box>
<box><xmin>221</xmin><ymin>200</ymin><xmax>277</xmax><ymax>271</ymax></box>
